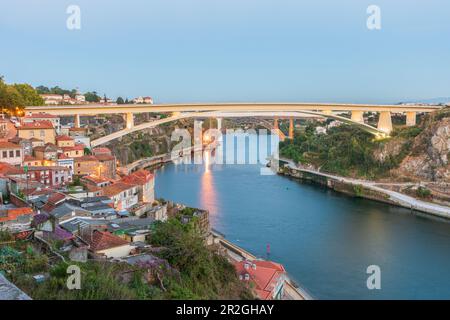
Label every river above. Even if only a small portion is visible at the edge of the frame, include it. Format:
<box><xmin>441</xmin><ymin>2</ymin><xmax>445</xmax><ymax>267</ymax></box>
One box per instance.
<box><xmin>154</xmin><ymin>135</ymin><xmax>450</xmax><ymax>299</ymax></box>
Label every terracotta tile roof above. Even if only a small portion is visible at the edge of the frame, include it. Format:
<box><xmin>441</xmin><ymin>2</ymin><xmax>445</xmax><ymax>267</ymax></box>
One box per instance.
<box><xmin>92</xmin><ymin>147</ymin><xmax>111</xmax><ymax>155</ymax></box>
<box><xmin>0</xmin><ymin>142</ymin><xmax>21</xmax><ymax>149</ymax></box>
<box><xmin>56</xmin><ymin>135</ymin><xmax>74</xmax><ymax>141</ymax></box>
<box><xmin>86</xmin><ymin>230</ymin><xmax>129</xmax><ymax>252</ymax></box>
<box><xmin>24</xmin><ymin>155</ymin><xmax>38</xmax><ymax>162</ymax></box>
<box><xmin>0</xmin><ymin>207</ymin><xmax>34</xmax><ymax>223</ymax></box>
<box><xmin>0</xmin><ymin>162</ymin><xmax>24</xmax><ymax>176</ymax></box>
<box><xmin>235</xmin><ymin>260</ymin><xmax>286</xmax><ymax>300</ymax></box>
<box><xmin>18</xmin><ymin>120</ymin><xmax>54</xmax><ymax>130</ymax></box>
<box><xmin>102</xmin><ymin>182</ymin><xmax>136</xmax><ymax>197</ymax></box>
<box><xmin>81</xmin><ymin>175</ymin><xmax>111</xmax><ymax>185</ymax></box>
<box><xmin>95</xmin><ymin>154</ymin><xmax>115</xmax><ymax>161</ymax></box>
<box><xmin>121</xmin><ymin>169</ymin><xmax>154</xmax><ymax>186</ymax></box>
<box><xmin>75</xmin><ymin>155</ymin><xmax>98</xmax><ymax>162</ymax></box>
<box><xmin>62</xmin><ymin>144</ymin><xmax>84</xmax><ymax>152</ymax></box>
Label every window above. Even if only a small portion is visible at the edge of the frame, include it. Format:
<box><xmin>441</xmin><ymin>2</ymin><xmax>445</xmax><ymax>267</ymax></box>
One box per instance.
<box><xmin>9</xmin><ymin>150</ymin><xmax>13</xmax><ymax>157</ymax></box>
<box><xmin>29</xmin><ymin>131</ymin><xmax>34</xmax><ymax>137</ymax></box>
<box><xmin>2</xmin><ymin>151</ymin><xmax>6</xmax><ymax>158</ymax></box>
<box><xmin>40</xmin><ymin>130</ymin><xmax>45</xmax><ymax>137</ymax></box>
<box><xmin>15</xmin><ymin>150</ymin><xmax>20</xmax><ymax>157</ymax></box>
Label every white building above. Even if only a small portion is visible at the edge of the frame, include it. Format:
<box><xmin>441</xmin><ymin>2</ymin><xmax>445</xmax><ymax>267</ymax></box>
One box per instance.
<box><xmin>0</xmin><ymin>142</ymin><xmax>23</xmax><ymax>166</ymax></box>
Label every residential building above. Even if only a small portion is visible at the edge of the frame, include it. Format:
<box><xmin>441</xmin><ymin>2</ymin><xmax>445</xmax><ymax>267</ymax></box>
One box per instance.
<box><xmin>95</xmin><ymin>153</ymin><xmax>116</xmax><ymax>179</ymax></box>
<box><xmin>143</xmin><ymin>96</ymin><xmax>153</xmax><ymax>104</ymax></box>
<box><xmin>101</xmin><ymin>182</ymin><xmax>138</xmax><ymax>210</ymax></box>
<box><xmin>62</xmin><ymin>144</ymin><xmax>85</xmax><ymax>158</ymax></box>
<box><xmin>83</xmin><ymin>230</ymin><xmax>136</xmax><ymax>259</ymax></box>
<box><xmin>133</xmin><ymin>96</ymin><xmax>144</xmax><ymax>104</ymax></box>
<box><xmin>8</xmin><ymin>137</ymin><xmax>33</xmax><ymax>156</ymax></box>
<box><xmin>235</xmin><ymin>260</ymin><xmax>287</xmax><ymax>300</ymax></box>
<box><xmin>80</xmin><ymin>175</ymin><xmax>112</xmax><ymax>189</ymax></box>
<box><xmin>17</xmin><ymin>121</ymin><xmax>56</xmax><ymax>144</ymax></box>
<box><xmin>0</xmin><ymin>142</ymin><xmax>23</xmax><ymax>166</ymax></box>
<box><xmin>75</xmin><ymin>94</ymin><xmax>85</xmax><ymax>103</ymax></box>
<box><xmin>92</xmin><ymin>147</ymin><xmax>112</xmax><ymax>156</ymax></box>
<box><xmin>55</xmin><ymin>135</ymin><xmax>75</xmax><ymax>148</ymax></box>
<box><xmin>33</xmin><ymin>143</ymin><xmax>61</xmax><ymax>161</ymax></box>
<box><xmin>121</xmin><ymin>169</ymin><xmax>154</xmax><ymax>203</ymax></box>
<box><xmin>0</xmin><ymin>206</ymin><xmax>34</xmax><ymax>232</ymax></box>
<box><xmin>56</xmin><ymin>154</ymin><xmax>74</xmax><ymax>175</ymax></box>
<box><xmin>22</xmin><ymin>113</ymin><xmax>61</xmax><ymax>133</ymax></box>
<box><xmin>74</xmin><ymin>155</ymin><xmax>99</xmax><ymax>176</ymax></box>
<box><xmin>40</xmin><ymin>94</ymin><xmax>63</xmax><ymax>105</ymax></box>
<box><xmin>27</xmin><ymin>166</ymin><xmax>72</xmax><ymax>186</ymax></box>
<box><xmin>23</xmin><ymin>155</ymin><xmax>44</xmax><ymax>167</ymax></box>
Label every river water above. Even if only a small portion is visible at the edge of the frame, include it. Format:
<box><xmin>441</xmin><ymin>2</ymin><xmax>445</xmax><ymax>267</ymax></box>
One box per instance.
<box><xmin>154</xmin><ymin>135</ymin><xmax>450</xmax><ymax>299</ymax></box>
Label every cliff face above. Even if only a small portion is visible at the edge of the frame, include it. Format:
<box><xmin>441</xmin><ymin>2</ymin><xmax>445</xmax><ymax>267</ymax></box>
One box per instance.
<box><xmin>391</xmin><ymin>110</ymin><xmax>450</xmax><ymax>182</ymax></box>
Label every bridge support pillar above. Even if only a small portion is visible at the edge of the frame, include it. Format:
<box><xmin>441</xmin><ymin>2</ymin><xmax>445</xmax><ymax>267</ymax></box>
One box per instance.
<box><xmin>289</xmin><ymin>118</ymin><xmax>294</xmax><ymax>139</ymax></box>
<box><xmin>274</xmin><ymin>117</ymin><xmax>279</xmax><ymax>131</ymax></box>
<box><xmin>217</xmin><ymin>118</ymin><xmax>222</xmax><ymax>132</ymax></box>
<box><xmin>406</xmin><ymin>111</ymin><xmax>417</xmax><ymax>126</ymax></box>
<box><xmin>377</xmin><ymin>111</ymin><xmax>393</xmax><ymax>135</ymax></box>
<box><xmin>351</xmin><ymin>111</ymin><xmax>364</xmax><ymax>123</ymax></box>
<box><xmin>126</xmin><ymin>113</ymin><xmax>134</xmax><ymax>129</ymax></box>
<box><xmin>74</xmin><ymin>114</ymin><xmax>80</xmax><ymax>128</ymax></box>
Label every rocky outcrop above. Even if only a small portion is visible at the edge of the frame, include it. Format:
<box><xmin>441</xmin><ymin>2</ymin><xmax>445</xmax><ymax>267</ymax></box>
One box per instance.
<box><xmin>392</xmin><ymin>114</ymin><xmax>450</xmax><ymax>182</ymax></box>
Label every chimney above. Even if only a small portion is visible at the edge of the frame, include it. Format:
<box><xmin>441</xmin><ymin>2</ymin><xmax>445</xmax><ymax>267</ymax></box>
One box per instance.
<box><xmin>244</xmin><ymin>274</ymin><xmax>250</xmax><ymax>281</ymax></box>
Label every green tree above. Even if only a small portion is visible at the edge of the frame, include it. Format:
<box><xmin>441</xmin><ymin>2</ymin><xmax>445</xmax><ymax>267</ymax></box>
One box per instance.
<box><xmin>85</xmin><ymin>91</ymin><xmax>101</xmax><ymax>103</ymax></box>
<box><xmin>116</xmin><ymin>97</ymin><xmax>125</xmax><ymax>104</ymax></box>
<box><xmin>12</xmin><ymin>84</ymin><xmax>44</xmax><ymax>106</ymax></box>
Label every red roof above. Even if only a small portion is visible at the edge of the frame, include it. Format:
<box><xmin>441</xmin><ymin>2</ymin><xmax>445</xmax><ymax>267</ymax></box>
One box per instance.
<box><xmin>121</xmin><ymin>169</ymin><xmax>154</xmax><ymax>186</ymax></box>
<box><xmin>18</xmin><ymin>120</ymin><xmax>54</xmax><ymax>130</ymax></box>
<box><xmin>0</xmin><ymin>207</ymin><xmax>34</xmax><ymax>223</ymax></box>
<box><xmin>92</xmin><ymin>147</ymin><xmax>112</xmax><ymax>155</ymax></box>
<box><xmin>102</xmin><ymin>182</ymin><xmax>136</xmax><ymax>197</ymax></box>
<box><xmin>56</xmin><ymin>135</ymin><xmax>74</xmax><ymax>141</ymax></box>
<box><xmin>0</xmin><ymin>142</ymin><xmax>21</xmax><ymax>149</ymax></box>
<box><xmin>86</xmin><ymin>230</ymin><xmax>130</xmax><ymax>252</ymax></box>
<box><xmin>62</xmin><ymin>144</ymin><xmax>84</xmax><ymax>152</ymax></box>
<box><xmin>0</xmin><ymin>162</ymin><xmax>24</xmax><ymax>176</ymax></box>
<box><xmin>235</xmin><ymin>260</ymin><xmax>286</xmax><ymax>300</ymax></box>
<box><xmin>95</xmin><ymin>154</ymin><xmax>115</xmax><ymax>161</ymax></box>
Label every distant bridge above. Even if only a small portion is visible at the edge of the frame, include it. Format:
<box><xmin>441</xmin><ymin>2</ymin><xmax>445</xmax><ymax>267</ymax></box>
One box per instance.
<box><xmin>25</xmin><ymin>102</ymin><xmax>442</xmax><ymax>146</ymax></box>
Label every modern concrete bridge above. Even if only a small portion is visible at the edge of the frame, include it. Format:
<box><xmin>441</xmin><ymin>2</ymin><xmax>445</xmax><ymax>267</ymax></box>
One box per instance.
<box><xmin>25</xmin><ymin>102</ymin><xmax>441</xmax><ymax>146</ymax></box>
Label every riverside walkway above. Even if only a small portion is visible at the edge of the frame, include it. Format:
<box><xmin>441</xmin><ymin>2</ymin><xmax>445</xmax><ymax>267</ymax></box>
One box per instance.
<box><xmin>281</xmin><ymin>158</ymin><xmax>450</xmax><ymax>219</ymax></box>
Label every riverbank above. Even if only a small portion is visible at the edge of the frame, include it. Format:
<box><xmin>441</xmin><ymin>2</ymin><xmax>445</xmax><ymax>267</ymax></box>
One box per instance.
<box><xmin>279</xmin><ymin>158</ymin><xmax>450</xmax><ymax>220</ymax></box>
<box><xmin>210</xmin><ymin>229</ymin><xmax>313</xmax><ymax>300</ymax></box>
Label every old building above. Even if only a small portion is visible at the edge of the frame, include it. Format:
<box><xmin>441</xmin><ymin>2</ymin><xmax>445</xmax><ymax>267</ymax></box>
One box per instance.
<box><xmin>27</xmin><ymin>166</ymin><xmax>72</xmax><ymax>186</ymax></box>
<box><xmin>95</xmin><ymin>153</ymin><xmax>116</xmax><ymax>179</ymax></box>
<box><xmin>33</xmin><ymin>143</ymin><xmax>61</xmax><ymax>161</ymax></box>
<box><xmin>55</xmin><ymin>135</ymin><xmax>75</xmax><ymax>148</ymax></box>
<box><xmin>22</xmin><ymin>113</ymin><xmax>61</xmax><ymax>133</ymax></box>
<box><xmin>17</xmin><ymin>120</ymin><xmax>55</xmax><ymax>144</ymax></box>
<box><xmin>121</xmin><ymin>169</ymin><xmax>154</xmax><ymax>204</ymax></box>
<box><xmin>74</xmin><ymin>155</ymin><xmax>99</xmax><ymax>176</ymax></box>
<box><xmin>101</xmin><ymin>182</ymin><xmax>138</xmax><ymax>210</ymax></box>
<box><xmin>235</xmin><ymin>260</ymin><xmax>287</xmax><ymax>300</ymax></box>
<box><xmin>0</xmin><ymin>142</ymin><xmax>23</xmax><ymax>166</ymax></box>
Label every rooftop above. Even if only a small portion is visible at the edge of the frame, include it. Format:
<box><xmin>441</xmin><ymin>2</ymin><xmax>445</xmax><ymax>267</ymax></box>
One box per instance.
<box><xmin>85</xmin><ymin>230</ymin><xmax>130</xmax><ymax>252</ymax></box>
<box><xmin>0</xmin><ymin>142</ymin><xmax>21</xmax><ymax>150</ymax></box>
<box><xmin>18</xmin><ymin>120</ymin><xmax>54</xmax><ymax>130</ymax></box>
<box><xmin>102</xmin><ymin>182</ymin><xmax>136</xmax><ymax>197</ymax></box>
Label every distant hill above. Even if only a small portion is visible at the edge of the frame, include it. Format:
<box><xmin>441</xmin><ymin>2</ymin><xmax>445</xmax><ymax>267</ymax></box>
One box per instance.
<box><xmin>400</xmin><ymin>97</ymin><xmax>450</xmax><ymax>105</ymax></box>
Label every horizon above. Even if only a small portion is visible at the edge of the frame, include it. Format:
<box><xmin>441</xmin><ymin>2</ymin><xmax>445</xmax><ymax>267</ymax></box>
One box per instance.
<box><xmin>1</xmin><ymin>0</ymin><xmax>450</xmax><ymax>104</ymax></box>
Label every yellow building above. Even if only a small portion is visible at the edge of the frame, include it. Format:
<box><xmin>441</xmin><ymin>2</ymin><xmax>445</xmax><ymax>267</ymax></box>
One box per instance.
<box><xmin>17</xmin><ymin>121</ymin><xmax>55</xmax><ymax>144</ymax></box>
<box><xmin>55</xmin><ymin>135</ymin><xmax>75</xmax><ymax>148</ymax></box>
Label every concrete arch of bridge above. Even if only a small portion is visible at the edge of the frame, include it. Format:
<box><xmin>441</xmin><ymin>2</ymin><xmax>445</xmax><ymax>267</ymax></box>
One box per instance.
<box><xmin>90</xmin><ymin>110</ymin><xmax>387</xmax><ymax>147</ymax></box>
